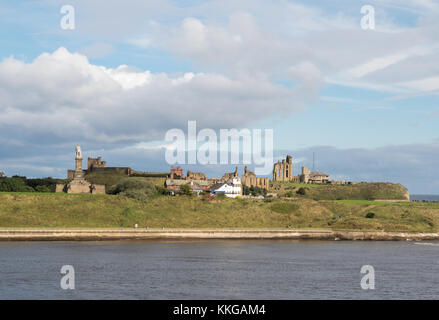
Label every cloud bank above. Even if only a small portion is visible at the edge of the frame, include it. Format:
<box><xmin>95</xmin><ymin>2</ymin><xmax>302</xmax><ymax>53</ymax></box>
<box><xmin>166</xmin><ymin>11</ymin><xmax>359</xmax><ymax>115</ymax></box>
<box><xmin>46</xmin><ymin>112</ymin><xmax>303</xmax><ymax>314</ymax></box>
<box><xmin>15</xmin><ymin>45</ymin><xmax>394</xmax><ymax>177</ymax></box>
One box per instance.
<box><xmin>0</xmin><ymin>47</ymin><xmax>318</xmax><ymax>149</ymax></box>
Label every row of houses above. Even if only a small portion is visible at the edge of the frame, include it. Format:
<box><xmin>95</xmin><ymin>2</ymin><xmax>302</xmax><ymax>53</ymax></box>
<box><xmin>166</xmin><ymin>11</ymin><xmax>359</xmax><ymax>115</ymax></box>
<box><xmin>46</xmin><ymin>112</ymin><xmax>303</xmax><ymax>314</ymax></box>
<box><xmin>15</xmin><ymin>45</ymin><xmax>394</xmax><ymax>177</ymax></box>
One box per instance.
<box><xmin>164</xmin><ymin>166</ymin><xmax>254</xmax><ymax>198</ymax></box>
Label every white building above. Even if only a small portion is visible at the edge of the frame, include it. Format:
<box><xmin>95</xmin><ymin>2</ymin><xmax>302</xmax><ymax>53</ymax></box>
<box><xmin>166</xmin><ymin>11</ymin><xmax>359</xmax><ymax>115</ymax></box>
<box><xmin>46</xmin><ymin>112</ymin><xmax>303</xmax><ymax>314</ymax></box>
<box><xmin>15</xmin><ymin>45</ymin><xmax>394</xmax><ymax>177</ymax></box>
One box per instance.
<box><xmin>210</xmin><ymin>177</ymin><xmax>242</xmax><ymax>198</ymax></box>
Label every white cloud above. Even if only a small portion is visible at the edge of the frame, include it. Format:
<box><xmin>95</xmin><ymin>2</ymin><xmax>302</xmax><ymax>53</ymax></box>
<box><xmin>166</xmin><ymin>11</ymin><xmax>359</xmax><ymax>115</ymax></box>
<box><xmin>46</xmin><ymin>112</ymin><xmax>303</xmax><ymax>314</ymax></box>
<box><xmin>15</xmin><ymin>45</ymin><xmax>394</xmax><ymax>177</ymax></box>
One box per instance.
<box><xmin>346</xmin><ymin>52</ymin><xmax>413</xmax><ymax>78</ymax></box>
<box><xmin>166</xmin><ymin>14</ymin><xmax>315</xmax><ymax>77</ymax></box>
<box><xmin>9</xmin><ymin>1</ymin><xmax>438</xmax><ymax>96</ymax></box>
<box><xmin>104</xmin><ymin>65</ymin><xmax>153</xmax><ymax>90</ymax></box>
<box><xmin>0</xmin><ymin>47</ymin><xmax>317</xmax><ymax>148</ymax></box>
<box><xmin>152</xmin><ymin>6</ymin><xmax>439</xmax><ymax>96</ymax></box>
<box><xmin>134</xmin><ymin>142</ymin><xmax>176</xmax><ymax>151</ymax></box>
<box><xmin>400</xmin><ymin>76</ymin><xmax>439</xmax><ymax>92</ymax></box>
<box><xmin>289</xmin><ymin>62</ymin><xmax>323</xmax><ymax>87</ymax></box>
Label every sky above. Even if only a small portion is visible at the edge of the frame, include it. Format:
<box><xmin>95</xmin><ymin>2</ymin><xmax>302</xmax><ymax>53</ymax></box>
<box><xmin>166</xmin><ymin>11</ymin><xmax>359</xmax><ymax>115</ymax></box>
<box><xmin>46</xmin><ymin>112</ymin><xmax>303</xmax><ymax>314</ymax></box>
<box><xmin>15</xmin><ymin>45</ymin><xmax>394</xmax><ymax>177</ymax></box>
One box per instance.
<box><xmin>0</xmin><ymin>0</ymin><xmax>438</xmax><ymax>193</ymax></box>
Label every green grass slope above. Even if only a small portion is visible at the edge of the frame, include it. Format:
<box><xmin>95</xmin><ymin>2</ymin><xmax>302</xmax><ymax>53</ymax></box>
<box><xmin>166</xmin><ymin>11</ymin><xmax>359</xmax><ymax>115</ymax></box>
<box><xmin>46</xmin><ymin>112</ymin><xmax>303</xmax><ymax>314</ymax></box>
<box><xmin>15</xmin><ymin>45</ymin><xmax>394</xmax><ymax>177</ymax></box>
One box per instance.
<box><xmin>271</xmin><ymin>182</ymin><xmax>409</xmax><ymax>200</ymax></box>
<box><xmin>0</xmin><ymin>193</ymin><xmax>437</xmax><ymax>232</ymax></box>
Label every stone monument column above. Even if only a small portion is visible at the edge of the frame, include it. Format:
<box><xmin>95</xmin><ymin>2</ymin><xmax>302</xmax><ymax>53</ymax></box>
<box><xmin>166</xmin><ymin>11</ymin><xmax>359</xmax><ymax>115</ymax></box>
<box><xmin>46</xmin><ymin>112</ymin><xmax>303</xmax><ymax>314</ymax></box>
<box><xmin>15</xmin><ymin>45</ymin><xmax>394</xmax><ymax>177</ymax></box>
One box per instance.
<box><xmin>74</xmin><ymin>144</ymin><xmax>84</xmax><ymax>179</ymax></box>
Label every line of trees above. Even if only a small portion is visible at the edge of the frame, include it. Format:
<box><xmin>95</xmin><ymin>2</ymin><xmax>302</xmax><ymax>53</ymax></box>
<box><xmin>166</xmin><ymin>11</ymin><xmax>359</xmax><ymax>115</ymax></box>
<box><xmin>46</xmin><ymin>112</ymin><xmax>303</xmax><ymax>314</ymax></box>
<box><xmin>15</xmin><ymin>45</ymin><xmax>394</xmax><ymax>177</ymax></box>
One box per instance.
<box><xmin>242</xmin><ymin>185</ymin><xmax>267</xmax><ymax>197</ymax></box>
<box><xmin>0</xmin><ymin>176</ymin><xmax>67</xmax><ymax>192</ymax></box>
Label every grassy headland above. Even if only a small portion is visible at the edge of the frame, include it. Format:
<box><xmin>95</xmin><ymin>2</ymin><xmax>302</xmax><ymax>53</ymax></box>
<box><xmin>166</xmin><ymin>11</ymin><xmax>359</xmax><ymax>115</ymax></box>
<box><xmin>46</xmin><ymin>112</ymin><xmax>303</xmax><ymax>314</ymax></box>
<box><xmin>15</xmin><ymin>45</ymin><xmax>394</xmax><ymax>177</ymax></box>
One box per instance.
<box><xmin>270</xmin><ymin>181</ymin><xmax>409</xmax><ymax>200</ymax></box>
<box><xmin>0</xmin><ymin>192</ymin><xmax>438</xmax><ymax>232</ymax></box>
<box><xmin>0</xmin><ymin>172</ymin><xmax>429</xmax><ymax>233</ymax></box>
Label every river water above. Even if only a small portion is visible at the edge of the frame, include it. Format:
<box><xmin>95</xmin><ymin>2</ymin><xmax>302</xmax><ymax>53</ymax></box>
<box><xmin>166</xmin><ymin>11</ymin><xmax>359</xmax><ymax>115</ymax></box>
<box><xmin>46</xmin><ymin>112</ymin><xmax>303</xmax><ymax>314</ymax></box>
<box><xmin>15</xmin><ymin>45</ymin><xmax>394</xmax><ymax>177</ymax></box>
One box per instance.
<box><xmin>0</xmin><ymin>240</ymin><xmax>438</xmax><ymax>299</ymax></box>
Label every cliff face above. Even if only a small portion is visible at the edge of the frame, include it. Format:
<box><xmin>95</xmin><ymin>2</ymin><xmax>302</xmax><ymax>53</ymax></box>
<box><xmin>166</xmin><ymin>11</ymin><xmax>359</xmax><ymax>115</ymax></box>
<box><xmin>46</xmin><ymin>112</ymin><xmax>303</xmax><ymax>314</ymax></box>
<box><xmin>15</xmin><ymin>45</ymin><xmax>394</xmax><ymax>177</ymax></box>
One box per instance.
<box><xmin>403</xmin><ymin>187</ymin><xmax>410</xmax><ymax>201</ymax></box>
<box><xmin>381</xmin><ymin>183</ymin><xmax>410</xmax><ymax>201</ymax></box>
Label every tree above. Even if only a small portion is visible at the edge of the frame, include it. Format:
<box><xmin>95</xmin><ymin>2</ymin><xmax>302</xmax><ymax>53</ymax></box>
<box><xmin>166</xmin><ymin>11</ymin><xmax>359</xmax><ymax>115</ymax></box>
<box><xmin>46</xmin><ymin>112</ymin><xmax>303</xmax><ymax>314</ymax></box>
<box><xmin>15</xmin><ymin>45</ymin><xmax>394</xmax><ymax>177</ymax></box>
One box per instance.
<box><xmin>109</xmin><ymin>178</ymin><xmax>157</xmax><ymax>201</ymax></box>
<box><xmin>110</xmin><ymin>178</ymin><xmax>156</xmax><ymax>195</ymax></box>
<box><xmin>35</xmin><ymin>185</ymin><xmax>51</xmax><ymax>193</ymax></box>
<box><xmin>0</xmin><ymin>177</ymin><xmax>33</xmax><ymax>192</ymax></box>
<box><xmin>179</xmin><ymin>184</ymin><xmax>193</xmax><ymax>196</ymax></box>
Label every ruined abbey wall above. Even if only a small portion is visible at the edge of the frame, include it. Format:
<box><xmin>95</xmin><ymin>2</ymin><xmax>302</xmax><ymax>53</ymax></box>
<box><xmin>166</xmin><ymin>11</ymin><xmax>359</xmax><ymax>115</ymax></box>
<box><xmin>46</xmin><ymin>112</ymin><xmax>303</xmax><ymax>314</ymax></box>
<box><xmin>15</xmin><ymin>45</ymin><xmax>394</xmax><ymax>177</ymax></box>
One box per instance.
<box><xmin>273</xmin><ymin>155</ymin><xmax>294</xmax><ymax>181</ymax></box>
<box><xmin>241</xmin><ymin>166</ymin><xmax>269</xmax><ymax>190</ymax></box>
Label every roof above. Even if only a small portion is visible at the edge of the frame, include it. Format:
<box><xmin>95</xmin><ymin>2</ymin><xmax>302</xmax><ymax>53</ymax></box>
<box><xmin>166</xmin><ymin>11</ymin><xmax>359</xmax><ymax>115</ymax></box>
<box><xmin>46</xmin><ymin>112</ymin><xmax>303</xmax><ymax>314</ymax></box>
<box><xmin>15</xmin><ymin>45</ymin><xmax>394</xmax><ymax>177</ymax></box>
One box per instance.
<box><xmin>165</xmin><ymin>179</ymin><xmax>209</xmax><ymax>186</ymax></box>
<box><xmin>310</xmin><ymin>171</ymin><xmax>329</xmax><ymax>177</ymax></box>
<box><xmin>191</xmin><ymin>182</ymin><xmax>208</xmax><ymax>191</ymax></box>
<box><xmin>209</xmin><ymin>182</ymin><xmax>228</xmax><ymax>191</ymax></box>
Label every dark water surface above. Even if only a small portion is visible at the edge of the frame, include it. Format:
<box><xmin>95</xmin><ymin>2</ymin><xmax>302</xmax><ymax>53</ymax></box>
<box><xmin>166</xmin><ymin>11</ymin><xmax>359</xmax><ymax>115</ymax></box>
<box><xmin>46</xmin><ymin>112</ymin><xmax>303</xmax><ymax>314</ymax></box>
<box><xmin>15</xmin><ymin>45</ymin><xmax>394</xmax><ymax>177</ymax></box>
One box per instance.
<box><xmin>0</xmin><ymin>240</ymin><xmax>438</xmax><ymax>299</ymax></box>
<box><xmin>411</xmin><ymin>194</ymin><xmax>439</xmax><ymax>202</ymax></box>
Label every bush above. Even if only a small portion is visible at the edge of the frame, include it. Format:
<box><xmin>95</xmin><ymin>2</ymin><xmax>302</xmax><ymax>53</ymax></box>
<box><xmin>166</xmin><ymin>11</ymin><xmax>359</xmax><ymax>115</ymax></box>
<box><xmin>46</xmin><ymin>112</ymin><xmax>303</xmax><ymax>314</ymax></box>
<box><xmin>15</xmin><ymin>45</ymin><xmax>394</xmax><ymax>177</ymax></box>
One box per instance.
<box><xmin>365</xmin><ymin>212</ymin><xmax>375</xmax><ymax>219</ymax></box>
<box><xmin>216</xmin><ymin>193</ymin><xmax>226</xmax><ymax>200</ymax></box>
<box><xmin>35</xmin><ymin>185</ymin><xmax>51</xmax><ymax>193</ymax></box>
<box><xmin>110</xmin><ymin>178</ymin><xmax>156</xmax><ymax>197</ymax></box>
<box><xmin>285</xmin><ymin>191</ymin><xmax>294</xmax><ymax>197</ymax></box>
<box><xmin>179</xmin><ymin>184</ymin><xmax>193</xmax><ymax>196</ymax></box>
<box><xmin>243</xmin><ymin>185</ymin><xmax>267</xmax><ymax>197</ymax></box>
<box><xmin>0</xmin><ymin>176</ymin><xmax>68</xmax><ymax>193</ymax></box>
<box><xmin>25</xmin><ymin>177</ymin><xmax>65</xmax><ymax>192</ymax></box>
<box><xmin>119</xmin><ymin>189</ymin><xmax>150</xmax><ymax>202</ymax></box>
<box><xmin>111</xmin><ymin>178</ymin><xmax>156</xmax><ymax>193</ymax></box>
<box><xmin>296</xmin><ymin>187</ymin><xmax>307</xmax><ymax>196</ymax></box>
<box><xmin>156</xmin><ymin>186</ymin><xmax>174</xmax><ymax>195</ymax></box>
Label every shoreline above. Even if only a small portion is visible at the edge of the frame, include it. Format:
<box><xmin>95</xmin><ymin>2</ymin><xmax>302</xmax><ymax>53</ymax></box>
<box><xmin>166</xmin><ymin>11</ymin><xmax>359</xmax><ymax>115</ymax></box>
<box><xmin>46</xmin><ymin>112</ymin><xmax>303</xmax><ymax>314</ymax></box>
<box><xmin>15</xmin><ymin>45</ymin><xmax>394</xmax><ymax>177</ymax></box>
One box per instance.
<box><xmin>0</xmin><ymin>228</ymin><xmax>438</xmax><ymax>241</ymax></box>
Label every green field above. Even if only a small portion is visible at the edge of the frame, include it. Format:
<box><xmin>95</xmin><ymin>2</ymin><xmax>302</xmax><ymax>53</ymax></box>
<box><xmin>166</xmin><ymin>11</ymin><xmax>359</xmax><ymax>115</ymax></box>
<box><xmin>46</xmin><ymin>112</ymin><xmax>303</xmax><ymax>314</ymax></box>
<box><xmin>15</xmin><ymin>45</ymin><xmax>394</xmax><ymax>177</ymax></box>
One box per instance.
<box><xmin>0</xmin><ymin>192</ymin><xmax>438</xmax><ymax>232</ymax></box>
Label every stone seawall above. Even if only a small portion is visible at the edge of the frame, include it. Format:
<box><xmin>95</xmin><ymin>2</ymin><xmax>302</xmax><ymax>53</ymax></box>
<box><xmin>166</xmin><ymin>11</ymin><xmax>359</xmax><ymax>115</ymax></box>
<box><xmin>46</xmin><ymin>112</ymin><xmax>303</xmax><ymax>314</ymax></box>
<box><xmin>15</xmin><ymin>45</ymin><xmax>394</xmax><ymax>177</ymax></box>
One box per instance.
<box><xmin>0</xmin><ymin>229</ymin><xmax>438</xmax><ymax>241</ymax></box>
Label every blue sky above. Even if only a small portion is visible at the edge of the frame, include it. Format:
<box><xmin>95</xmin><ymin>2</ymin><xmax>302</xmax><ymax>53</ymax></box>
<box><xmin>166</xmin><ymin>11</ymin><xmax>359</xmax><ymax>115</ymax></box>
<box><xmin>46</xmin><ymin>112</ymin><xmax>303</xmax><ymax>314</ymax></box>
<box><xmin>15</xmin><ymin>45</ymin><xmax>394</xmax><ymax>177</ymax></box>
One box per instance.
<box><xmin>0</xmin><ymin>0</ymin><xmax>438</xmax><ymax>193</ymax></box>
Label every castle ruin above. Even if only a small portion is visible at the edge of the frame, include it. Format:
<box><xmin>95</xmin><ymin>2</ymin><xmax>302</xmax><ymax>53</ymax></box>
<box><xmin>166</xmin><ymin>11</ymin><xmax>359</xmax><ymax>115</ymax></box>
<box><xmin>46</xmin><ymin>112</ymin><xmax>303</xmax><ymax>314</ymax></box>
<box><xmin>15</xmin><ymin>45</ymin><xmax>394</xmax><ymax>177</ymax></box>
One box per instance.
<box><xmin>88</xmin><ymin>157</ymin><xmax>107</xmax><ymax>171</ymax></box>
